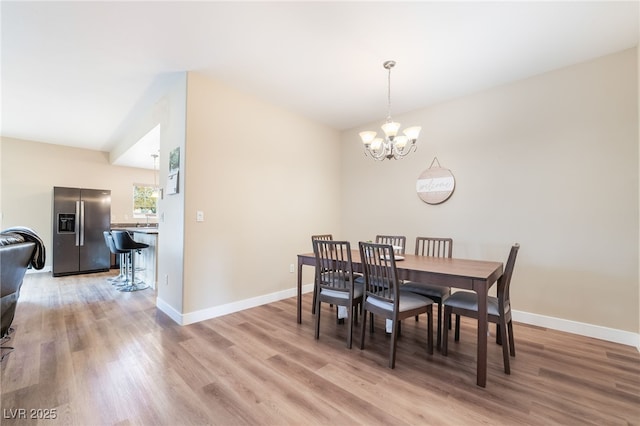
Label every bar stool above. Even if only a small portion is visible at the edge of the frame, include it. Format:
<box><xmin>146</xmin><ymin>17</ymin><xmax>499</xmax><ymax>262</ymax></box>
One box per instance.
<box><xmin>103</xmin><ymin>231</ymin><xmax>127</xmax><ymax>285</ymax></box>
<box><xmin>111</xmin><ymin>230</ymin><xmax>149</xmax><ymax>292</ymax></box>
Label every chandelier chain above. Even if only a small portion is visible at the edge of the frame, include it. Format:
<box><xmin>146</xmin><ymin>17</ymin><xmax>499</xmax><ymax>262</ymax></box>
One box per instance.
<box><xmin>387</xmin><ymin>65</ymin><xmax>392</xmax><ymax>121</ymax></box>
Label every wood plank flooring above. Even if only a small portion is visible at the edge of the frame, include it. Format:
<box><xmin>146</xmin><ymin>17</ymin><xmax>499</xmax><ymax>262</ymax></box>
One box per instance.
<box><xmin>1</xmin><ymin>271</ymin><xmax>639</xmax><ymax>425</ymax></box>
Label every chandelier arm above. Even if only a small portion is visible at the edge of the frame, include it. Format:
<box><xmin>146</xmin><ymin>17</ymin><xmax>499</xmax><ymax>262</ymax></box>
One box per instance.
<box><xmin>371</xmin><ymin>147</ymin><xmax>388</xmax><ymax>160</ymax></box>
<box><xmin>364</xmin><ymin>142</ymin><xmax>390</xmax><ymax>161</ymax></box>
<box><xmin>364</xmin><ymin>147</ymin><xmax>386</xmax><ymax>161</ymax></box>
<box><xmin>392</xmin><ymin>142</ymin><xmax>418</xmax><ymax>159</ymax></box>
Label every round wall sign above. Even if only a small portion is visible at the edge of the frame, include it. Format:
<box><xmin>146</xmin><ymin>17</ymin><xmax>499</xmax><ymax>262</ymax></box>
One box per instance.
<box><xmin>416</xmin><ymin>159</ymin><xmax>455</xmax><ymax>205</ymax></box>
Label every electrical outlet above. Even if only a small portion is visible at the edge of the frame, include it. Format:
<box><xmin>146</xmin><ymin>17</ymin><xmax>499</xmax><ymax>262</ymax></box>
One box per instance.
<box><xmin>289</xmin><ymin>264</ymin><xmax>294</xmax><ymax>273</ymax></box>
<box><xmin>164</xmin><ymin>274</ymin><xmax>169</xmax><ymax>286</ymax></box>
<box><xmin>196</xmin><ymin>210</ymin><xmax>204</xmax><ymax>222</ymax></box>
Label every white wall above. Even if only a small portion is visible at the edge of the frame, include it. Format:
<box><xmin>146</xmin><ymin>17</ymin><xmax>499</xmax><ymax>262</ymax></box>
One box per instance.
<box><xmin>341</xmin><ymin>48</ymin><xmax>638</xmax><ymax>334</ymax></box>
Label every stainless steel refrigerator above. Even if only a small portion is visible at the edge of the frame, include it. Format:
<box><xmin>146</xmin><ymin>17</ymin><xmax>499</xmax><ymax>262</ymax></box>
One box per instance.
<box><xmin>52</xmin><ymin>187</ymin><xmax>111</xmax><ymax>276</ymax></box>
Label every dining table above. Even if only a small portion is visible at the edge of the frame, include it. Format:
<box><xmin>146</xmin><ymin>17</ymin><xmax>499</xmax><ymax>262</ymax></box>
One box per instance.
<box><xmin>296</xmin><ymin>249</ymin><xmax>504</xmax><ymax>387</ymax></box>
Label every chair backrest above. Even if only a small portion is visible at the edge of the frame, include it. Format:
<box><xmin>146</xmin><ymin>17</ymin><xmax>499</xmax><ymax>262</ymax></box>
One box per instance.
<box><xmin>498</xmin><ymin>244</ymin><xmax>520</xmax><ymax>308</ymax></box>
<box><xmin>312</xmin><ymin>240</ymin><xmax>354</xmax><ymax>294</ymax></box>
<box><xmin>375</xmin><ymin>235</ymin><xmax>406</xmax><ymax>255</ymax></box>
<box><xmin>103</xmin><ymin>231</ymin><xmax>118</xmax><ymax>255</ymax></box>
<box><xmin>111</xmin><ymin>230</ymin><xmax>134</xmax><ymax>251</ymax></box>
<box><xmin>359</xmin><ymin>242</ymin><xmax>401</xmax><ymax>308</ymax></box>
<box><xmin>415</xmin><ymin>237</ymin><xmax>453</xmax><ymax>258</ymax></box>
<box><xmin>311</xmin><ymin>234</ymin><xmax>333</xmax><ymax>250</ymax></box>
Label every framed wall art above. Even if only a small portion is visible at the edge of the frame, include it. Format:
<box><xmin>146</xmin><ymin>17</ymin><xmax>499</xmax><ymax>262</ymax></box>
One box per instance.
<box><xmin>416</xmin><ymin>157</ymin><xmax>455</xmax><ymax>205</ymax></box>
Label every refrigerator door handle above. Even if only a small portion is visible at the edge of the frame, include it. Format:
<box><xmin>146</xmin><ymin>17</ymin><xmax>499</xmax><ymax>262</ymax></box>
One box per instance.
<box><xmin>75</xmin><ymin>201</ymin><xmax>81</xmax><ymax>246</ymax></box>
<box><xmin>79</xmin><ymin>201</ymin><xmax>85</xmax><ymax>246</ymax></box>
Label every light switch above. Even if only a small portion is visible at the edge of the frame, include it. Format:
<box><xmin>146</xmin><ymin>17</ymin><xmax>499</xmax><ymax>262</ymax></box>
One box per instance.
<box><xmin>196</xmin><ymin>210</ymin><xmax>204</xmax><ymax>222</ymax></box>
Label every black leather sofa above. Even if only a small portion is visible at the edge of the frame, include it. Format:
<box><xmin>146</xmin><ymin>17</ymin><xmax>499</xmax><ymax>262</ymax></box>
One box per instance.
<box><xmin>0</xmin><ymin>227</ymin><xmax>45</xmax><ymax>351</ymax></box>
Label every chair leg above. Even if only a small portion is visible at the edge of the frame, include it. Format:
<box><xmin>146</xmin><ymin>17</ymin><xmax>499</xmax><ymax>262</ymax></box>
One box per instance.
<box><xmin>454</xmin><ymin>314</ymin><xmax>461</xmax><ymax>341</ymax></box>
<box><xmin>415</xmin><ymin>314</ymin><xmax>419</xmax><ymax>322</ymax></box>
<box><xmin>496</xmin><ymin>323</ymin><xmax>502</xmax><ymax>345</ymax></box>
<box><xmin>427</xmin><ymin>306</ymin><xmax>434</xmax><ymax>355</ymax></box>
<box><xmin>314</xmin><ymin>299</ymin><xmax>321</xmax><ymax>340</ymax></box>
<box><xmin>118</xmin><ymin>249</ymin><xmax>149</xmax><ymax>292</ymax></box>
<box><xmin>499</xmin><ymin>318</ymin><xmax>510</xmax><ymax>374</ymax></box>
<box><xmin>311</xmin><ymin>284</ymin><xmax>318</xmax><ymax>315</ymax></box>
<box><xmin>389</xmin><ymin>319</ymin><xmax>398</xmax><ymax>368</ymax></box>
<box><xmin>442</xmin><ymin>306</ymin><xmax>450</xmax><ymax>356</ymax></box>
<box><xmin>369</xmin><ymin>312</ymin><xmax>374</xmax><ymax>333</ymax></box>
<box><xmin>346</xmin><ymin>306</ymin><xmax>353</xmax><ymax>349</ymax></box>
<box><xmin>507</xmin><ymin>320</ymin><xmax>516</xmax><ymax>356</ymax></box>
<box><xmin>108</xmin><ymin>253</ymin><xmax>127</xmax><ymax>285</ymax></box>
<box><xmin>359</xmin><ymin>308</ymin><xmax>367</xmax><ymax>350</ymax></box>
<box><xmin>436</xmin><ymin>303</ymin><xmax>443</xmax><ymax>350</ymax></box>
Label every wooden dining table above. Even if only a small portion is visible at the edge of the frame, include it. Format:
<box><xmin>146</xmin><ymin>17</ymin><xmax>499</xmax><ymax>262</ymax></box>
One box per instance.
<box><xmin>296</xmin><ymin>250</ymin><xmax>504</xmax><ymax>387</ymax></box>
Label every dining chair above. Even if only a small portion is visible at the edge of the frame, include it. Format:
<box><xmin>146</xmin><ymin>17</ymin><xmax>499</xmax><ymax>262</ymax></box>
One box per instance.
<box><xmin>442</xmin><ymin>244</ymin><xmax>520</xmax><ymax>374</ymax></box>
<box><xmin>375</xmin><ymin>235</ymin><xmax>406</xmax><ymax>255</ymax></box>
<box><xmin>311</xmin><ymin>234</ymin><xmax>333</xmax><ymax>315</ymax></box>
<box><xmin>402</xmin><ymin>237</ymin><xmax>453</xmax><ymax>349</ymax></box>
<box><xmin>356</xmin><ymin>235</ymin><xmax>406</xmax><ymax>297</ymax></box>
<box><xmin>361</xmin><ymin>236</ymin><xmax>408</xmax><ymax>334</ymax></box>
<box><xmin>358</xmin><ymin>242</ymin><xmax>434</xmax><ymax>368</ymax></box>
<box><xmin>312</xmin><ymin>239</ymin><xmax>363</xmax><ymax>348</ymax></box>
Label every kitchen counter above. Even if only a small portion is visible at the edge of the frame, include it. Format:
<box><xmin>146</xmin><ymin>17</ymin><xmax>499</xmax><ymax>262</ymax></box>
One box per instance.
<box><xmin>126</xmin><ymin>227</ymin><xmax>158</xmax><ymax>234</ymax></box>
<box><xmin>111</xmin><ymin>222</ymin><xmax>158</xmax><ymax>234</ymax></box>
<box><xmin>110</xmin><ymin>226</ymin><xmax>159</xmax><ymax>234</ymax></box>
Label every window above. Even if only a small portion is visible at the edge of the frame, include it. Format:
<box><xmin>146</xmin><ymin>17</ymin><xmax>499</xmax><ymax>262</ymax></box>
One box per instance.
<box><xmin>133</xmin><ymin>184</ymin><xmax>158</xmax><ymax>218</ymax></box>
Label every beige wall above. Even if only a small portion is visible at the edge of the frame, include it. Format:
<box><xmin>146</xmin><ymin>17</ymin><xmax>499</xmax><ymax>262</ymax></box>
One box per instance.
<box><xmin>341</xmin><ymin>48</ymin><xmax>639</xmax><ymax>333</ymax></box>
<box><xmin>0</xmin><ymin>137</ymin><xmax>155</xmax><ymax>269</ymax></box>
<box><xmin>182</xmin><ymin>71</ymin><xmax>340</xmax><ymax>314</ymax></box>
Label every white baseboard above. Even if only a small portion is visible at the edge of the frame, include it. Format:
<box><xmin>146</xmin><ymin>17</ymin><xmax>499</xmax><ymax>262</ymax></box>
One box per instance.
<box><xmin>512</xmin><ymin>310</ymin><xmax>640</xmax><ymax>349</ymax></box>
<box><xmin>157</xmin><ymin>283</ymin><xmax>639</xmax><ymax>350</ymax></box>
<box><xmin>155</xmin><ymin>297</ymin><xmax>183</xmax><ymax>325</ymax></box>
<box><xmin>157</xmin><ymin>283</ymin><xmax>316</xmax><ymax>326</ymax></box>
<box><xmin>26</xmin><ymin>266</ymin><xmax>52</xmax><ymax>274</ymax></box>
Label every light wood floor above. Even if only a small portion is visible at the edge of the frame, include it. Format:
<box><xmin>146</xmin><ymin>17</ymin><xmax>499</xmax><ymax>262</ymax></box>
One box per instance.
<box><xmin>1</xmin><ymin>271</ymin><xmax>639</xmax><ymax>425</ymax></box>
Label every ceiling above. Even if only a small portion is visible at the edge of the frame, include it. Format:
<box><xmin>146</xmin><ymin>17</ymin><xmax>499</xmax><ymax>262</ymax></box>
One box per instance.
<box><xmin>2</xmin><ymin>1</ymin><xmax>638</xmax><ymax>169</ymax></box>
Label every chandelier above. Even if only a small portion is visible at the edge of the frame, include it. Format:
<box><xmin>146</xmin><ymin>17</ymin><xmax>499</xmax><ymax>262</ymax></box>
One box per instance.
<box><xmin>359</xmin><ymin>60</ymin><xmax>421</xmax><ymax>161</ymax></box>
